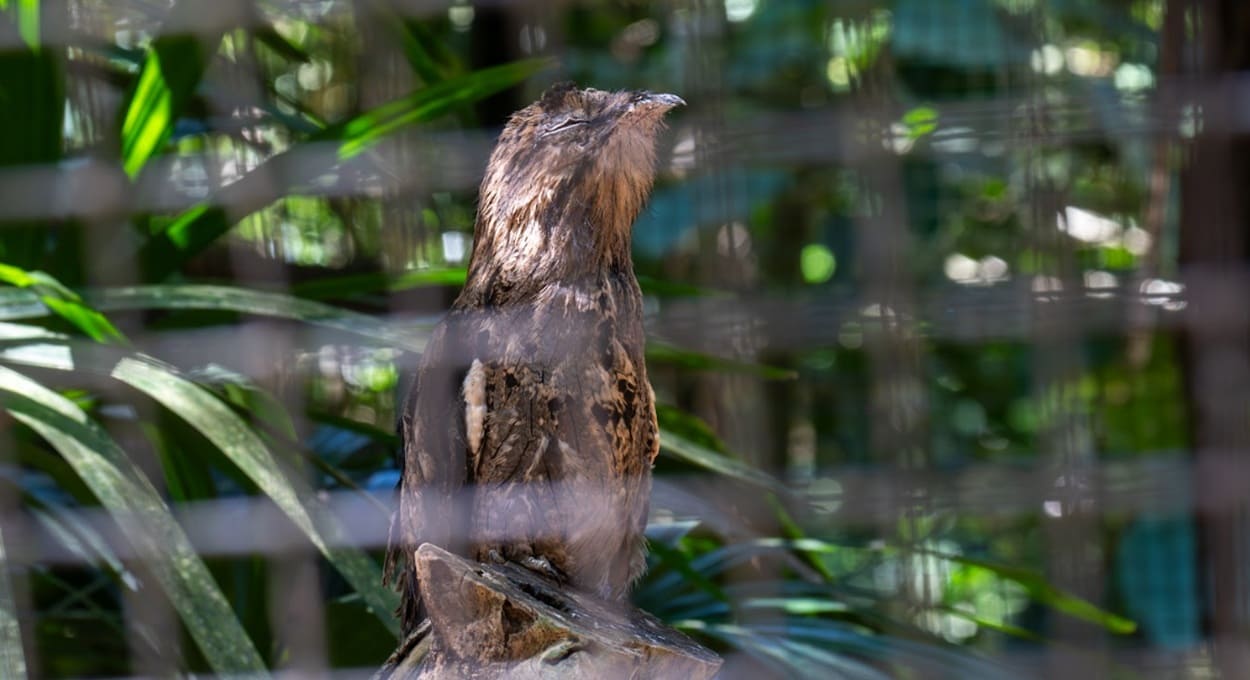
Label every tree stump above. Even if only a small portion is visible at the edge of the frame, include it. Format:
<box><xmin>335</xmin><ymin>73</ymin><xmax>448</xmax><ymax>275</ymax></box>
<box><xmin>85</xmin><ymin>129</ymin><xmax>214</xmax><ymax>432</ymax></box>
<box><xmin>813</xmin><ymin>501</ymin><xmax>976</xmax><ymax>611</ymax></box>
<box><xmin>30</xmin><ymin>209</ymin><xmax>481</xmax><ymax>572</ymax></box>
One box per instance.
<box><xmin>376</xmin><ymin>544</ymin><xmax>723</xmax><ymax>679</ymax></box>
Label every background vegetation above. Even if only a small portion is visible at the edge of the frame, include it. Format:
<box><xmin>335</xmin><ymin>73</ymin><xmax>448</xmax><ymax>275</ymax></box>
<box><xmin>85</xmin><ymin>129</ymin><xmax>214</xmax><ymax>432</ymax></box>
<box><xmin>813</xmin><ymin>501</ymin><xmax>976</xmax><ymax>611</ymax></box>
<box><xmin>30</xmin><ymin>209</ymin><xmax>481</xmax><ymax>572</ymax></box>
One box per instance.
<box><xmin>0</xmin><ymin>0</ymin><xmax>1233</xmax><ymax>677</ymax></box>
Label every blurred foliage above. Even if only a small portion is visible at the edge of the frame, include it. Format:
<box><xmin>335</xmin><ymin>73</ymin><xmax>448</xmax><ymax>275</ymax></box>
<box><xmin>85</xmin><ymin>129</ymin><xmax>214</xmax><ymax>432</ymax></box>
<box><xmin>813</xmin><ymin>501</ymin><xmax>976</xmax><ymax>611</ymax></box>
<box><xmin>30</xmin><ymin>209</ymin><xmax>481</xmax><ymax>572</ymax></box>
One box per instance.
<box><xmin>0</xmin><ymin>0</ymin><xmax>1188</xmax><ymax>676</ymax></box>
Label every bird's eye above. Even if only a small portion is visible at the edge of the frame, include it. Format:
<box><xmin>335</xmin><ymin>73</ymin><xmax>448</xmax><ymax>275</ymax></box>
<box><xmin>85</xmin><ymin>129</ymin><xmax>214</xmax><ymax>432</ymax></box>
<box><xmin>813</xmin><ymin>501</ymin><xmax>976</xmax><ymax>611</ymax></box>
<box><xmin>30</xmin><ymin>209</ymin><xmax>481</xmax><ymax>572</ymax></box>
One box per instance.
<box><xmin>542</xmin><ymin>116</ymin><xmax>587</xmax><ymax>136</ymax></box>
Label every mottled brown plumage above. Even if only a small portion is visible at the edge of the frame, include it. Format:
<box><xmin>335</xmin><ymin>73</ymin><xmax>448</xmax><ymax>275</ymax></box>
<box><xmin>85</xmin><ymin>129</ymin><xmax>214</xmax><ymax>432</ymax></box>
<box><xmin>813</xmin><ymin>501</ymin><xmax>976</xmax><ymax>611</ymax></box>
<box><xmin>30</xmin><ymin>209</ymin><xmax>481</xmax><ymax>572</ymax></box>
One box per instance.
<box><xmin>386</xmin><ymin>83</ymin><xmax>683</xmax><ymax>636</ymax></box>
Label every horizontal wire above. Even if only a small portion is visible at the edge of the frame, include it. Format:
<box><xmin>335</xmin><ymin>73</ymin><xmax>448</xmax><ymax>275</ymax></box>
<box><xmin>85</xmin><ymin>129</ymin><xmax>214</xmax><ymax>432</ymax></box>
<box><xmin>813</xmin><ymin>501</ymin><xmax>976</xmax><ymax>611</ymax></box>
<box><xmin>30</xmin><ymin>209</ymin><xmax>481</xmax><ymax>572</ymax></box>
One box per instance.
<box><xmin>0</xmin><ymin>449</ymin><xmax>1223</xmax><ymax>566</ymax></box>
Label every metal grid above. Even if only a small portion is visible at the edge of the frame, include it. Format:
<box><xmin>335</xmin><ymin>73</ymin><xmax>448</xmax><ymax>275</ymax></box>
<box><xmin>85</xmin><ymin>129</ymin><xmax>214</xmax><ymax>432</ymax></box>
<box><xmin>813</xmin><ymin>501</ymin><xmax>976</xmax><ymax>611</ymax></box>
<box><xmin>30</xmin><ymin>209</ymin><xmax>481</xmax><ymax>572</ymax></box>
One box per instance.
<box><xmin>0</xmin><ymin>0</ymin><xmax>1242</xmax><ymax>677</ymax></box>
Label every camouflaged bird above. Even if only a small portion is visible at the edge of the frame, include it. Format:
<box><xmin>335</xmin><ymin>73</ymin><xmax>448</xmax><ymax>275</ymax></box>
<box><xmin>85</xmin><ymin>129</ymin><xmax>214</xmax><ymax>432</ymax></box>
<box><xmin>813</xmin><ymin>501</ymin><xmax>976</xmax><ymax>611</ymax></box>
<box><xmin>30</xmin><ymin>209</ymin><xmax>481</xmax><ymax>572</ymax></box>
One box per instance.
<box><xmin>386</xmin><ymin>83</ymin><xmax>683</xmax><ymax>635</ymax></box>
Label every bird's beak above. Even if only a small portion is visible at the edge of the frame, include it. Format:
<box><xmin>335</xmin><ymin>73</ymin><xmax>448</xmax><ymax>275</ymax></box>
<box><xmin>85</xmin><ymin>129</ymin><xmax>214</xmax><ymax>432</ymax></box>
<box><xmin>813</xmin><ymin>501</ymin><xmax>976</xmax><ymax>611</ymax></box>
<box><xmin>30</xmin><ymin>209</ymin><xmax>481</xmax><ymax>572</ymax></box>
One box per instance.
<box><xmin>641</xmin><ymin>92</ymin><xmax>686</xmax><ymax>111</ymax></box>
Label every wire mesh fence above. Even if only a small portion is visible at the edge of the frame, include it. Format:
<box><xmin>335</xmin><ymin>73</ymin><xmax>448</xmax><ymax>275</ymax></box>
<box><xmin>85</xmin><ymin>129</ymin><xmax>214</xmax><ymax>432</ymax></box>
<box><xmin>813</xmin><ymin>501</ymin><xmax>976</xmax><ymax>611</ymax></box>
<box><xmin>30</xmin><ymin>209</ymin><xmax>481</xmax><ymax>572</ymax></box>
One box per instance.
<box><xmin>0</xmin><ymin>0</ymin><xmax>1243</xmax><ymax>677</ymax></box>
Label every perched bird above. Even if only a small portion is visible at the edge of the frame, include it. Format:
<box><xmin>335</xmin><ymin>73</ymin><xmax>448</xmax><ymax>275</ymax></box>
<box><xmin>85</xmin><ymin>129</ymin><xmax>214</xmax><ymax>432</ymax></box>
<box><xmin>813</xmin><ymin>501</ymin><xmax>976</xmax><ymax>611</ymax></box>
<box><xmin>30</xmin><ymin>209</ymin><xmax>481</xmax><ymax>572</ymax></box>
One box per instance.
<box><xmin>386</xmin><ymin>82</ymin><xmax>684</xmax><ymax>635</ymax></box>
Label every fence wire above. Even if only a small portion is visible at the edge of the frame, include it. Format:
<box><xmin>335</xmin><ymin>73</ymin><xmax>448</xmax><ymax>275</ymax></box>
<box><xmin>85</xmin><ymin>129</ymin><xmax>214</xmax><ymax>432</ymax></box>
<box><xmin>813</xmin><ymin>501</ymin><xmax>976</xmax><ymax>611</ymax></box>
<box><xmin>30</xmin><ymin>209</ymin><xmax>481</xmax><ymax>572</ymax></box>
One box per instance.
<box><xmin>1</xmin><ymin>0</ymin><xmax>1245</xmax><ymax>677</ymax></box>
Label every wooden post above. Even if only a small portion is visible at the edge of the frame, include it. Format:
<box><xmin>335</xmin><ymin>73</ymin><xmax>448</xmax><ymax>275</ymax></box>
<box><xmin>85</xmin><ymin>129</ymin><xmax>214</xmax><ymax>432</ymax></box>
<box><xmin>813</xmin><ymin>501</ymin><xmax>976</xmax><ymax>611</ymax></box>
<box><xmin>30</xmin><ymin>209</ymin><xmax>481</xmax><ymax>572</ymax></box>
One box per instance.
<box><xmin>376</xmin><ymin>544</ymin><xmax>722</xmax><ymax>679</ymax></box>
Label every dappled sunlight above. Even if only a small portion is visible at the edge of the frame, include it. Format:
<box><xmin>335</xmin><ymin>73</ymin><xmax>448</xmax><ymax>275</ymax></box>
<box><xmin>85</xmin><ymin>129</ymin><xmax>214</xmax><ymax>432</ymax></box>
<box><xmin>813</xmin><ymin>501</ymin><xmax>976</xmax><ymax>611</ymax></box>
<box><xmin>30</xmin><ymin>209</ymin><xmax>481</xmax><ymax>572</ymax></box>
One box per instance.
<box><xmin>0</xmin><ymin>0</ymin><xmax>1235</xmax><ymax>676</ymax></box>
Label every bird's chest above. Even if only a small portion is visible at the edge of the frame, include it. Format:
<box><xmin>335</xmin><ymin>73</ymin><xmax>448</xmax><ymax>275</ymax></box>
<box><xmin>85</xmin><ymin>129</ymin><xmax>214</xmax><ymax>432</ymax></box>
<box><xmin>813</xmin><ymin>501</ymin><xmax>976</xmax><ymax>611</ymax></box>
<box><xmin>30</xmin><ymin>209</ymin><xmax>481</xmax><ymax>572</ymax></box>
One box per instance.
<box><xmin>464</xmin><ymin>284</ymin><xmax>652</xmax><ymax>486</ymax></box>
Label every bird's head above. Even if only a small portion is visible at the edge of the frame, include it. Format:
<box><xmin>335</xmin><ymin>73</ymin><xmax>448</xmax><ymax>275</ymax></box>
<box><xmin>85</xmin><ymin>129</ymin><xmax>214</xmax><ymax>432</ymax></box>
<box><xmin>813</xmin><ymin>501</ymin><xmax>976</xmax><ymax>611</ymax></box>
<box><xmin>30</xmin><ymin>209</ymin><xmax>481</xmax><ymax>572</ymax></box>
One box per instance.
<box><xmin>470</xmin><ymin>83</ymin><xmax>684</xmax><ymax>283</ymax></box>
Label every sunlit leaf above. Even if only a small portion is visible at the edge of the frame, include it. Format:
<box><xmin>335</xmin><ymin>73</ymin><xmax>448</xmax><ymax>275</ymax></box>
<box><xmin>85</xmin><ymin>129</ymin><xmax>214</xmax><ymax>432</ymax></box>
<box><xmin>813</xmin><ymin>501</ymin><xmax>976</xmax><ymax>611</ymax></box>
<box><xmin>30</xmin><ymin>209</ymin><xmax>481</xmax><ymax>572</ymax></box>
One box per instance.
<box><xmin>0</xmin><ymin>264</ymin><xmax>126</xmax><ymax>344</ymax></box>
<box><xmin>332</xmin><ymin>58</ymin><xmax>550</xmax><ymax>159</ymax></box>
<box><xmin>722</xmin><ymin>537</ymin><xmax>1135</xmax><ymax>635</ymax></box>
<box><xmin>140</xmin><ymin>58</ymin><xmax>550</xmax><ymax>279</ymax></box>
<box><xmin>742</xmin><ymin>535</ymin><xmax>1136</xmax><ymax>636</ymax></box>
<box><xmin>11</xmin><ymin>0</ymin><xmax>37</xmax><ymax>50</ymax></box>
<box><xmin>0</xmin><ymin>337</ymin><xmax>401</xmax><ymax>636</ymax></box>
<box><xmin>744</xmin><ymin>596</ymin><xmax>852</xmax><ymax>616</ymax></box>
<box><xmin>191</xmin><ymin>363</ymin><xmax>297</xmax><ymax>439</ymax></box>
<box><xmin>0</xmin><ymin>365</ymin><xmax>267</xmax><ymax>674</ymax></box>
<box><xmin>933</xmin><ymin>604</ymin><xmax>1040</xmax><ymax>641</ymax></box>
<box><xmin>120</xmin><ymin>34</ymin><xmax>208</xmax><ymax>177</ymax></box>
<box><xmin>111</xmin><ymin>358</ymin><xmax>401</xmax><ymax>637</ymax></box>
<box><xmin>926</xmin><ymin>551</ymin><xmax>1137</xmax><ymax>634</ymax></box>
<box><xmin>901</xmin><ymin>105</ymin><xmax>939</xmax><ymax>139</ymax></box>
<box><xmin>800</xmin><ymin>243</ymin><xmax>837</xmax><ymax>284</ymax></box>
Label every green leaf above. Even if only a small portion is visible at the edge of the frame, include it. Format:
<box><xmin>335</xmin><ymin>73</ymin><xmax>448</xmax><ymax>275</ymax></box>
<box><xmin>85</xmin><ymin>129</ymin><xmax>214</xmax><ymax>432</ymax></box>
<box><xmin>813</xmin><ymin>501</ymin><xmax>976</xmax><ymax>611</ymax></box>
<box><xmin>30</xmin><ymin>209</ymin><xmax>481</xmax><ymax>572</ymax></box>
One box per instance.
<box><xmin>659</xmin><ymin>429</ymin><xmax>792</xmax><ymax>496</ymax></box>
<box><xmin>120</xmin><ymin>33</ymin><xmax>209</xmax><ymax>177</ymax></box>
<box><xmin>742</xmin><ymin>596</ymin><xmax>850</xmax><ymax>616</ymax></box>
<box><xmin>291</xmin><ymin>267</ymin><xmax>468</xmax><ymax>300</ymax></box>
<box><xmin>0</xmin><ymin>284</ymin><xmax>426</xmax><ymax>352</ymax></box>
<box><xmin>362</xmin><ymin>0</ymin><xmax>459</xmax><ymax>87</ymax></box>
<box><xmin>139</xmin><ymin>58</ymin><xmax>550</xmax><ymax>279</ymax></box>
<box><xmin>330</xmin><ymin>58</ymin><xmax>550</xmax><ymax>160</ymax></box>
<box><xmin>655</xmin><ymin>404</ymin><xmax>730</xmax><ymax>454</ymax></box>
<box><xmin>636</xmin><ymin>275</ymin><xmax>730</xmax><ymax>299</ymax></box>
<box><xmin>0</xmin><ymin>524</ymin><xmax>27</xmax><ymax>680</ymax></box>
<box><xmin>756</xmin><ymin>535</ymin><xmax>1136</xmax><ymax>636</ymax></box>
<box><xmin>143</xmin><ymin>410</ymin><xmax>222</xmax><ymax>503</ymax></box>
<box><xmin>0</xmin><ymin>365</ymin><xmax>268</xmax><ymax>674</ymax></box>
<box><xmin>28</xmin><ymin>505</ymin><xmax>136</xmax><ymax>590</ymax></box>
<box><xmin>647</xmin><ymin>341</ymin><xmax>797</xmax><ymax>380</ymax></box>
<box><xmin>644</xmin><ymin>539</ymin><xmax>821</xmax><ymax>605</ymax></box>
<box><xmin>0</xmin><ymin>336</ymin><xmax>401</xmax><ymax>636</ymax></box>
<box><xmin>754</xmin><ymin>619</ymin><xmax>1017</xmax><ymax>676</ymax></box>
<box><xmin>0</xmin><ymin>264</ymin><xmax>126</xmax><ymax>344</ymax></box>
<box><xmin>800</xmin><ymin>243</ymin><xmax>837</xmax><ymax>284</ymax></box>
<box><xmin>13</xmin><ymin>0</ymin><xmax>38</xmax><ymax>50</ymax></box>
<box><xmin>192</xmin><ymin>363</ymin><xmax>297</xmax><ymax>440</ymax></box>
<box><xmin>932</xmin><ymin>604</ymin><xmax>1040</xmax><ymax>641</ymax></box>
<box><xmin>111</xmin><ymin>358</ymin><xmax>401</xmax><ymax>637</ymax></box>
<box><xmin>307</xmin><ymin>411</ymin><xmax>400</xmax><ymax>448</ymax></box>
<box><xmin>925</xmin><ymin>550</ymin><xmax>1137</xmax><ymax>634</ymax></box>
<box><xmin>647</xmin><ymin>540</ymin><xmax>729</xmax><ymax>605</ymax></box>
<box><xmin>0</xmin><ymin>7</ymin><xmax>63</xmax><ymax>268</ymax></box>
<box><xmin>689</xmin><ymin>622</ymin><xmax>892</xmax><ymax>680</ymax></box>
<box><xmin>901</xmin><ymin>105</ymin><xmax>939</xmax><ymax>139</ymax></box>
<box><xmin>252</xmin><ymin>26</ymin><xmax>310</xmax><ymax>63</ymax></box>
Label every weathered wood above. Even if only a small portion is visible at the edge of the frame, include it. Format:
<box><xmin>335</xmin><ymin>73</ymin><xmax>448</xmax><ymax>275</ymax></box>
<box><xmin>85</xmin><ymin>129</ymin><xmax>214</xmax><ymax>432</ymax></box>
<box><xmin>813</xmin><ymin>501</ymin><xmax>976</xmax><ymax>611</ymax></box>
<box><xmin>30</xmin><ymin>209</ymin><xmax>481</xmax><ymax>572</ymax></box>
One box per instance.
<box><xmin>376</xmin><ymin>544</ymin><xmax>722</xmax><ymax>679</ymax></box>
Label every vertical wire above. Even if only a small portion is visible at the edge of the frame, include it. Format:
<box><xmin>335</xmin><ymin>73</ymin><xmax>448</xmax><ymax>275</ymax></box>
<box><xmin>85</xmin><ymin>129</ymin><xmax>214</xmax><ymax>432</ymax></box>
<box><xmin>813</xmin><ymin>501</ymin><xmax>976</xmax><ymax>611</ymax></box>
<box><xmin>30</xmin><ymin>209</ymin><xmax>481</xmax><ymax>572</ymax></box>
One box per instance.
<box><xmin>846</xmin><ymin>8</ymin><xmax>932</xmax><ymax>630</ymax></box>
<box><xmin>1022</xmin><ymin>1</ymin><xmax>1110</xmax><ymax>675</ymax></box>
<box><xmin>60</xmin><ymin>0</ymin><xmax>189</xmax><ymax>674</ymax></box>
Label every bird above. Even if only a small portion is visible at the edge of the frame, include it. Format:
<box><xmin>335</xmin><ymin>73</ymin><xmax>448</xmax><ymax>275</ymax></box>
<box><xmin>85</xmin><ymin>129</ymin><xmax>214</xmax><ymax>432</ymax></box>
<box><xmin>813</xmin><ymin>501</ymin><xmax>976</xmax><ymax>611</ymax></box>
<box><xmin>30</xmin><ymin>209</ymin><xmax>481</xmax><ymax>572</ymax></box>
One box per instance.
<box><xmin>385</xmin><ymin>82</ymin><xmax>684</xmax><ymax>636</ymax></box>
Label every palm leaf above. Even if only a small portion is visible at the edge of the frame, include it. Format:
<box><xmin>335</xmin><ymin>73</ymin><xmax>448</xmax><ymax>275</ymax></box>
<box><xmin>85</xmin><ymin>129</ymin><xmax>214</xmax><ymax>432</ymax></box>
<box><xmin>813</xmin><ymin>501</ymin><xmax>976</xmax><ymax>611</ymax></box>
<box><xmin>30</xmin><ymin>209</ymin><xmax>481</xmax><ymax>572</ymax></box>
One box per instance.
<box><xmin>0</xmin><ymin>335</ymin><xmax>401</xmax><ymax>636</ymax></box>
<box><xmin>659</xmin><ymin>430</ymin><xmax>793</xmax><ymax>496</ymax></box>
<box><xmin>0</xmin><ymin>265</ymin><xmax>125</xmax><ymax>343</ymax></box>
<box><xmin>139</xmin><ymin>58</ymin><xmax>551</xmax><ymax>279</ymax></box>
<box><xmin>0</xmin><ymin>285</ymin><xmax>428</xmax><ymax>352</ymax></box>
<box><xmin>119</xmin><ymin>33</ymin><xmax>208</xmax><ymax>178</ymax></box>
<box><xmin>918</xmin><ymin>549</ymin><xmax>1137</xmax><ymax>635</ymax></box>
<box><xmin>0</xmin><ymin>524</ymin><xmax>27</xmax><ymax>680</ymax></box>
<box><xmin>0</xmin><ymin>365</ymin><xmax>267</xmax><ymax>673</ymax></box>
<box><xmin>110</xmin><ymin>358</ymin><xmax>402</xmax><ymax>637</ymax></box>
